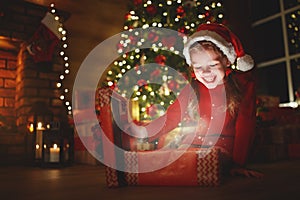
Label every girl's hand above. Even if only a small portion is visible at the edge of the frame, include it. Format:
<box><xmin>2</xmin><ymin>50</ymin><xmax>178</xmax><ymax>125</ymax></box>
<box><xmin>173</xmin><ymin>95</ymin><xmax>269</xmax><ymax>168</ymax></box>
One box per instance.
<box><xmin>230</xmin><ymin>167</ymin><xmax>264</xmax><ymax>178</ymax></box>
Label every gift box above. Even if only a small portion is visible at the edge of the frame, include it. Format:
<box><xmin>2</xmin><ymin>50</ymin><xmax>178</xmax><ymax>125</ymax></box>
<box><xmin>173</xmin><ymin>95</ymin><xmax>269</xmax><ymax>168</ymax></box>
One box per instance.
<box><xmin>105</xmin><ymin>148</ymin><xmax>221</xmax><ymax>187</ymax></box>
<box><xmin>96</xmin><ymin>87</ymin><xmax>221</xmax><ymax>187</ymax></box>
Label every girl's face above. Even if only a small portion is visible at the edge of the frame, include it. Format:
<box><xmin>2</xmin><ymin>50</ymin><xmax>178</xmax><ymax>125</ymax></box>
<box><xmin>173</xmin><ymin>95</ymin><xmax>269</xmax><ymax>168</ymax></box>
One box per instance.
<box><xmin>190</xmin><ymin>46</ymin><xmax>230</xmax><ymax>89</ymax></box>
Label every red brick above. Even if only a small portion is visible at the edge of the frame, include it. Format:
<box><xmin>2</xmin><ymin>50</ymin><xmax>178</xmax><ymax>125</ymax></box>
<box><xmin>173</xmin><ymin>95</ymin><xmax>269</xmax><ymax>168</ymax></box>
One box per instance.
<box><xmin>5</xmin><ymin>98</ymin><xmax>15</xmax><ymax>108</ymax></box>
<box><xmin>16</xmin><ymin>106</ymin><xmax>31</xmax><ymax>116</ymax></box>
<box><xmin>0</xmin><ymin>97</ymin><xmax>3</xmax><ymax>107</ymax></box>
<box><xmin>0</xmin><ymin>78</ymin><xmax>3</xmax><ymax>87</ymax></box>
<box><xmin>17</xmin><ymin>88</ymin><xmax>38</xmax><ymax>99</ymax></box>
<box><xmin>7</xmin><ymin>60</ymin><xmax>17</xmax><ymax>70</ymax></box>
<box><xmin>0</xmin><ymin>69</ymin><xmax>16</xmax><ymax>79</ymax></box>
<box><xmin>0</xmin><ymin>51</ymin><xmax>17</xmax><ymax>60</ymax></box>
<box><xmin>0</xmin><ymin>88</ymin><xmax>15</xmax><ymax>98</ymax></box>
<box><xmin>0</xmin><ymin>107</ymin><xmax>15</xmax><ymax>117</ymax></box>
<box><xmin>0</xmin><ymin>59</ymin><xmax>5</xmax><ymax>69</ymax></box>
<box><xmin>4</xmin><ymin>79</ymin><xmax>16</xmax><ymax>88</ymax></box>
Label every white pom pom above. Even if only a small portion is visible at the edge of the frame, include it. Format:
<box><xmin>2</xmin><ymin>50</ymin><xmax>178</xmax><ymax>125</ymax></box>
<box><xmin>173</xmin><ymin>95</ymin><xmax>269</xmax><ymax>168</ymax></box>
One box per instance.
<box><xmin>236</xmin><ymin>54</ymin><xmax>254</xmax><ymax>72</ymax></box>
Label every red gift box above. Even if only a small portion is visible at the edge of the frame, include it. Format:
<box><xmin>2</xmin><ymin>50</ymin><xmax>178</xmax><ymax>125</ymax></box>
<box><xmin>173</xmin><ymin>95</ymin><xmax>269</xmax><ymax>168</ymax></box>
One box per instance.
<box><xmin>96</xmin><ymin>87</ymin><xmax>221</xmax><ymax>187</ymax></box>
<box><xmin>105</xmin><ymin>148</ymin><xmax>221</xmax><ymax>187</ymax></box>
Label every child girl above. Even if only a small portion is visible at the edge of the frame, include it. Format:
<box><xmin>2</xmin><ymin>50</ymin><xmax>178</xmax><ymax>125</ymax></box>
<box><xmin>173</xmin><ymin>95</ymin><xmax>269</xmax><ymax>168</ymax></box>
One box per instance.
<box><xmin>129</xmin><ymin>23</ymin><xmax>263</xmax><ymax>178</ymax></box>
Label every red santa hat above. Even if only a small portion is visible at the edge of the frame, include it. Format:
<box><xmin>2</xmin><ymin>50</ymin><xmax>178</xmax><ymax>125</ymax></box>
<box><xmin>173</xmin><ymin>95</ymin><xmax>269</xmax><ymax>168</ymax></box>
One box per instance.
<box><xmin>183</xmin><ymin>23</ymin><xmax>254</xmax><ymax>72</ymax></box>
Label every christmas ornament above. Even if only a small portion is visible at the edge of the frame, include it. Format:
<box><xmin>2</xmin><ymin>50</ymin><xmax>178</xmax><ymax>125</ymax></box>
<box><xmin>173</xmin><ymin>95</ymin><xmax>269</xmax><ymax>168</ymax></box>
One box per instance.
<box><xmin>155</xmin><ymin>55</ymin><xmax>167</xmax><ymax>66</ymax></box>
<box><xmin>133</xmin><ymin>0</ymin><xmax>143</xmax><ymax>6</ymax></box>
<box><xmin>176</xmin><ymin>6</ymin><xmax>185</xmax><ymax>18</ymax></box>
<box><xmin>146</xmin><ymin>5</ymin><xmax>157</xmax><ymax>15</ymax></box>
<box><xmin>162</xmin><ymin>36</ymin><xmax>177</xmax><ymax>49</ymax></box>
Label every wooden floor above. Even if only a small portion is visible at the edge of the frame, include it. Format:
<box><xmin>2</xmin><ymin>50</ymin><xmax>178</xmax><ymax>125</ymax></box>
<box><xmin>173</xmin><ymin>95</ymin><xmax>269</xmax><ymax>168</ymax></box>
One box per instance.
<box><xmin>1</xmin><ymin>160</ymin><xmax>300</xmax><ymax>200</ymax></box>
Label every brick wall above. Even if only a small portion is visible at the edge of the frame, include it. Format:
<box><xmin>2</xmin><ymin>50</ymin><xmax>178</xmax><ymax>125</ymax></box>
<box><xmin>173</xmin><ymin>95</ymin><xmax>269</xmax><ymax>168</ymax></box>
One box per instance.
<box><xmin>0</xmin><ymin>50</ymin><xmax>17</xmax><ymax>130</ymax></box>
<box><xmin>16</xmin><ymin>45</ymin><xmax>65</xmax><ymax>128</ymax></box>
<box><xmin>0</xmin><ymin>1</ymin><xmax>69</xmax><ymax>165</ymax></box>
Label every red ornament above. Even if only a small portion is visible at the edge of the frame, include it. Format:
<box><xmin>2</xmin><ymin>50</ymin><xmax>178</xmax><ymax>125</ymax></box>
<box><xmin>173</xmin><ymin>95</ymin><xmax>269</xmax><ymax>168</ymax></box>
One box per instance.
<box><xmin>146</xmin><ymin>5</ymin><xmax>157</xmax><ymax>15</ymax></box>
<box><xmin>137</xmin><ymin>79</ymin><xmax>147</xmax><ymax>87</ymax></box>
<box><xmin>146</xmin><ymin>104</ymin><xmax>158</xmax><ymax>117</ymax></box>
<box><xmin>150</xmin><ymin>69</ymin><xmax>162</xmax><ymax>78</ymax></box>
<box><xmin>116</xmin><ymin>42</ymin><xmax>124</xmax><ymax>51</ymax></box>
<box><xmin>125</xmin><ymin>13</ymin><xmax>131</xmax><ymax>20</ymax></box>
<box><xmin>162</xmin><ymin>36</ymin><xmax>177</xmax><ymax>48</ymax></box>
<box><xmin>110</xmin><ymin>83</ymin><xmax>116</xmax><ymax>90</ymax></box>
<box><xmin>148</xmin><ymin>31</ymin><xmax>159</xmax><ymax>42</ymax></box>
<box><xmin>178</xmin><ymin>27</ymin><xmax>187</xmax><ymax>34</ymax></box>
<box><xmin>167</xmin><ymin>80</ymin><xmax>179</xmax><ymax>90</ymax></box>
<box><xmin>221</xmin><ymin>19</ymin><xmax>229</xmax><ymax>25</ymax></box>
<box><xmin>155</xmin><ymin>55</ymin><xmax>167</xmax><ymax>66</ymax></box>
<box><xmin>176</xmin><ymin>6</ymin><xmax>185</xmax><ymax>18</ymax></box>
<box><xmin>256</xmin><ymin>98</ymin><xmax>263</xmax><ymax>107</ymax></box>
<box><xmin>133</xmin><ymin>0</ymin><xmax>143</xmax><ymax>6</ymax></box>
<box><xmin>129</xmin><ymin>35</ymin><xmax>138</xmax><ymax>45</ymax></box>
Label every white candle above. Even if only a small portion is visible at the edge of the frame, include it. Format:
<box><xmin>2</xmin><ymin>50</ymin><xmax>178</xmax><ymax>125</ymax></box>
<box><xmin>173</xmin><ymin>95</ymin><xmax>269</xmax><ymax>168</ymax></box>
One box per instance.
<box><xmin>49</xmin><ymin>144</ymin><xmax>60</xmax><ymax>162</ymax></box>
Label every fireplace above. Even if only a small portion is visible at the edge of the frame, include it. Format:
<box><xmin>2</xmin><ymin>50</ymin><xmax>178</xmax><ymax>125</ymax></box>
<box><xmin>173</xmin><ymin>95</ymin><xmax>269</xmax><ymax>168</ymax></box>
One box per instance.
<box><xmin>0</xmin><ymin>1</ymin><xmax>70</xmax><ymax>165</ymax></box>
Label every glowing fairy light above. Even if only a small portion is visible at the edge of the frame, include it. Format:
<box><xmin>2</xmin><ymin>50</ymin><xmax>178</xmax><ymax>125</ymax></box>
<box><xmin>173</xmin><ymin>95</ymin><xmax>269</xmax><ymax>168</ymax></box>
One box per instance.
<box><xmin>51</xmin><ymin>3</ymin><xmax>72</xmax><ymax>115</ymax></box>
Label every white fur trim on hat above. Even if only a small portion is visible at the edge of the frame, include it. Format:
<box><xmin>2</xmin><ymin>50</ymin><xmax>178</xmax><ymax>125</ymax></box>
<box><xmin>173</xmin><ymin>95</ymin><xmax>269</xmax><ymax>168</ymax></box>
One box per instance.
<box><xmin>236</xmin><ymin>54</ymin><xmax>254</xmax><ymax>71</ymax></box>
<box><xmin>183</xmin><ymin>30</ymin><xmax>236</xmax><ymax>66</ymax></box>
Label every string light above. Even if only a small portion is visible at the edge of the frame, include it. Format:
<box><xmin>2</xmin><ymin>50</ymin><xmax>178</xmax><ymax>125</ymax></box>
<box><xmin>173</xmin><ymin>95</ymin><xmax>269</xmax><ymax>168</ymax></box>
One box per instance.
<box><xmin>51</xmin><ymin>3</ymin><xmax>72</xmax><ymax>116</ymax></box>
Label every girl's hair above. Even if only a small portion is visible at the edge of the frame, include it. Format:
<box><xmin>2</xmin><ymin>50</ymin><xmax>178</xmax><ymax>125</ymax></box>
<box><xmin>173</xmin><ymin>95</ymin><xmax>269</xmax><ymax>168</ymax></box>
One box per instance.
<box><xmin>189</xmin><ymin>41</ymin><xmax>241</xmax><ymax>116</ymax></box>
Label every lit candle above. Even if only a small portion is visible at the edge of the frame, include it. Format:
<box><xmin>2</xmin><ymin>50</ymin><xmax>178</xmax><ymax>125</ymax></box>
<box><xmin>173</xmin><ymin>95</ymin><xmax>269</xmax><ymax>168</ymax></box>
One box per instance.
<box><xmin>49</xmin><ymin>144</ymin><xmax>60</xmax><ymax>162</ymax></box>
<box><xmin>37</xmin><ymin>122</ymin><xmax>43</xmax><ymax>130</ymax></box>
<box><xmin>28</xmin><ymin>123</ymin><xmax>34</xmax><ymax>132</ymax></box>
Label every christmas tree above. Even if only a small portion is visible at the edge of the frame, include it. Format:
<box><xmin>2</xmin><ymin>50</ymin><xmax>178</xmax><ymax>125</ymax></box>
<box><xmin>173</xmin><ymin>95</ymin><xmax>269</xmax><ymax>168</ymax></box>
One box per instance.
<box><xmin>98</xmin><ymin>0</ymin><xmax>226</xmax><ymax>122</ymax></box>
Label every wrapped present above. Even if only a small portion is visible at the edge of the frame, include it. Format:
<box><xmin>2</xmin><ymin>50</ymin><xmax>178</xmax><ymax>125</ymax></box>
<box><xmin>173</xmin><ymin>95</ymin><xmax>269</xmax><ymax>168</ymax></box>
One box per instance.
<box><xmin>105</xmin><ymin>148</ymin><xmax>221</xmax><ymax>187</ymax></box>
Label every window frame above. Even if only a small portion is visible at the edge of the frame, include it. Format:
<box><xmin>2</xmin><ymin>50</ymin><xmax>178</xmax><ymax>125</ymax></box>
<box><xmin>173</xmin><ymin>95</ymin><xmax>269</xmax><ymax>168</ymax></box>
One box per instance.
<box><xmin>252</xmin><ymin>0</ymin><xmax>300</xmax><ymax>107</ymax></box>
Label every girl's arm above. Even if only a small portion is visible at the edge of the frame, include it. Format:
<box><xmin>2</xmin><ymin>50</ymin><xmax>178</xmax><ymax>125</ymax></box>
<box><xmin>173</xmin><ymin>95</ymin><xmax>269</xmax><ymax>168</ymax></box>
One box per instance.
<box><xmin>232</xmin><ymin>69</ymin><xmax>257</xmax><ymax>166</ymax></box>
